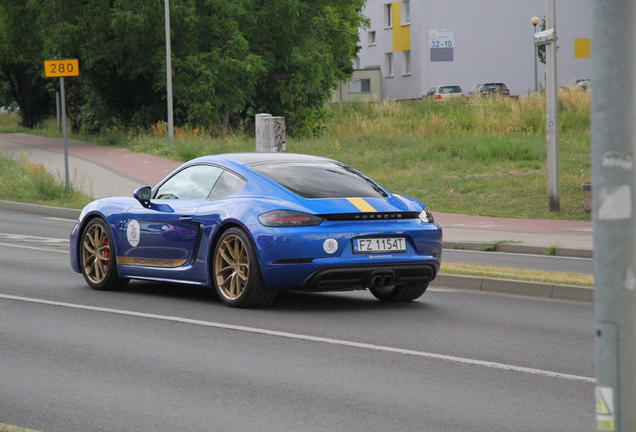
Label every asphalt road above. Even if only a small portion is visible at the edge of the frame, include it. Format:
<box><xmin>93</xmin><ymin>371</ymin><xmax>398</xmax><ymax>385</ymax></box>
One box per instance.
<box><xmin>0</xmin><ymin>209</ymin><xmax>596</xmax><ymax>432</ymax></box>
<box><xmin>0</xmin><ymin>208</ymin><xmax>594</xmax><ymax>274</ymax></box>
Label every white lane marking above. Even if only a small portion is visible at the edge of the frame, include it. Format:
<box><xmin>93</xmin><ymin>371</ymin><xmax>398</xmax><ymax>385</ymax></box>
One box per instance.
<box><xmin>0</xmin><ymin>293</ymin><xmax>595</xmax><ymax>383</ymax></box>
<box><xmin>0</xmin><ymin>242</ymin><xmax>68</xmax><ymax>253</ymax></box>
<box><xmin>0</xmin><ymin>232</ymin><xmax>67</xmax><ymax>243</ymax></box>
<box><xmin>45</xmin><ymin>217</ymin><xmax>77</xmax><ymax>222</ymax></box>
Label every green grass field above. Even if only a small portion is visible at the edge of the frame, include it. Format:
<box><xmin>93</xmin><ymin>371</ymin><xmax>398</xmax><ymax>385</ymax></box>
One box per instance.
<box><xmin>3</xmin><ymin>87</ymin><xmax>592</xmax><ymax>221</ymax></box>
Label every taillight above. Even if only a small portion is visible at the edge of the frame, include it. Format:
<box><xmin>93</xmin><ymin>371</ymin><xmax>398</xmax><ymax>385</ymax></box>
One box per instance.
<box><xmin>435</xmin><ymin>95</ymin><xmax>442</xmax><ymax>99</ymax></box>
<box><xmin>259</xmin><ymin>210</ymin><xmax>323</xmax><ymax>227</ymax></box>
<box><xmin>418</xmin><ymin>207</ymin><xmax>435</xmax><ymax>223</ymax></box>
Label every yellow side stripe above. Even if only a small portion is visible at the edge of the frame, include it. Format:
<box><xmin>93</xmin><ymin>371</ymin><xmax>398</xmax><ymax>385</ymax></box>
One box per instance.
<box><xmin>347</xmin><ymin>198</ymin><xmax>377</xmax><ymax>212</ymax></box>
<box><xmin>117</xmin><ymin>256</ymin><xmax>186</xmax><ymax>268</ymax></box>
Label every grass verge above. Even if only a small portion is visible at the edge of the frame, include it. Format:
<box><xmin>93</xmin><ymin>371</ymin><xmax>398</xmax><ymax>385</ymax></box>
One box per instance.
<box><xmin>441</xmin><ymin>262</ymin><xmax>593</xmax><ymax>287</ymax></box>
<box><xmin>0</xmin><ymin>152</ymin><xmax>92</xmax><ymax>209</ymax></box>
<box><xmin>9</xmin><ymin>89</ymin><xmax>592</xmax><ymax>220</ymax></box>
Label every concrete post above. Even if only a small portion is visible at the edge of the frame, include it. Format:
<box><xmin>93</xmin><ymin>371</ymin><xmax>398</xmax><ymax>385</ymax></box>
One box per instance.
<box><xmin>592</xmin><ymin>0</ymin><xmax>636</xmax><ymax>430</ymax></box>
<box><xmin>255</xmin><ymin>113</ymin><xmax>271</xmax><ymax>151</ymax></box>
<box><xmin>545</xmin><ymin>0</ymin><xmax>560</xmax><ymax>212</ymax></box>
<box><xmin>255</xmin><ymin>114</ymin><xmax>286</xmax><ymax>152</ymax></box>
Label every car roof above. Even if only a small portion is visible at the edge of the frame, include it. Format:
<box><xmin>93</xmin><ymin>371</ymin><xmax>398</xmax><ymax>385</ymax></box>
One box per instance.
<box><xmin>191</xmin><ymin>152</ymin><xmax>337</xmax><ymax>167</ymax></box>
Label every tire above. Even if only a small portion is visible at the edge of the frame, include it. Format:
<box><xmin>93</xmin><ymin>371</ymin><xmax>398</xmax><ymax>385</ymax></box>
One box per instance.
<box><xmin>370</xmin><ymin>281</ymin><xmax>428</xmax><ymax>302</ymax></box>
<box><xmin>212</xmin><ymin>228</ymin><xmax>276</xmax><ymax>308</ymax></box>
<box><xmin>80</xmin><ymin>218</ymin><xmax>129</xmax><ymax>291</ymax></box>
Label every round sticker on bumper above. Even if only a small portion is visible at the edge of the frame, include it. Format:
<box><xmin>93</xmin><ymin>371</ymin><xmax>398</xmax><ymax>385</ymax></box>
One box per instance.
<box><xmin>323</xmin><ymin>238</ymin><xmax>338</xmax><ymax>254</ymax></box>
<box><xmin>127</xmin><ymin>220</ymin><xmax>140</xmax><ymax>247</ymax></box>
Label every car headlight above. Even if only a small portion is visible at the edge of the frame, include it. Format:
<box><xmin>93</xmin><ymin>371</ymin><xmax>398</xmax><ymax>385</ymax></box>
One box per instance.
<box><xmin>259</xmin><ymin>210</ymin><xmax>323</xmax><ymax>227</ymax></box>
<box><xmin>419</xmin><ymin>207</ymin><xmax>435</xmax><ymax>223</ymax></box>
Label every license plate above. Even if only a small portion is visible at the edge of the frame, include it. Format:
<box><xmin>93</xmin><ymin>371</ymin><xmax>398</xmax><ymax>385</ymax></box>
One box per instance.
<box><xmin>353</xmin><ymin>237</ymin><xmax>406</xmax><ymax>253</ymax></box>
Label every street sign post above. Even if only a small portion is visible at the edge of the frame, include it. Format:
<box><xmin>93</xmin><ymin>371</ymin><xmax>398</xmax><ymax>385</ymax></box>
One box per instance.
<box><xmin>533</xmin><ymin>1</ymin><xmax>560</xmax><ymax>212</ymax></box>
<box><xmin>44</xmin><ymin>59</ymin><xmax>80</xmax><ymax>194</ymax></box>
<box><xmin>44</xmin><ymin>59</ymin><xmax>79</xmax><ymax>78</ymax></box>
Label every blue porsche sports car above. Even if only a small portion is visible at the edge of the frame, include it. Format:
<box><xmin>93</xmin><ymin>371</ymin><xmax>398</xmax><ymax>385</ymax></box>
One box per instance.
<box><xmin>70</xmin><ymin>153</ymin><xmax>443</xmax><ymax>308</ymax></box>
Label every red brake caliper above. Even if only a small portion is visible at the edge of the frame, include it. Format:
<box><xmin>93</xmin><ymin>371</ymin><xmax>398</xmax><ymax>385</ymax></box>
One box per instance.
<box><xmin>104</xmin><ymin>238</ymin><xmax>110</xmax><ymax>268</ymax></box>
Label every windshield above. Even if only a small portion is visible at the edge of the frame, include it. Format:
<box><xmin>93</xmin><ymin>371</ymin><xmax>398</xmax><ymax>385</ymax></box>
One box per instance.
<box><xmin>252</xmin><ymin>162</ymin><xmax>388</xmax><ymax>199</ymax></box>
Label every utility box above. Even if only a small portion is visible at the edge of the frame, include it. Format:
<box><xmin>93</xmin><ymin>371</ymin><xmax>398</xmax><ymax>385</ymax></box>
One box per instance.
<box><xmin>255</xmin><ymin>113</ymin><xmax>286</xmax><ymax>152</ymax></box>
<box><xmin>582</xmin><ymin>182</ymin><xmax>592</xmax><ymax>213</ymax></box>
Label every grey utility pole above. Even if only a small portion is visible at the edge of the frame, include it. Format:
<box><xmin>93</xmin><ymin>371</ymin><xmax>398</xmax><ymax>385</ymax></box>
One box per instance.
<box><xmin>592</xmin><ymin>0</ymin><xmax>636</xmax><ymax>431</ymax></box>
<box><xmin>164</xmin><ymin>0</ymin><xmax>174</xmax><ymax>140</ymax></box>
<box><xmin>545</xmin><ymin>0</ymin><xmax>559</xmax><ymax>211</ymax></box>
<box><xmin>531</xmin><ymin>16</ymin><xmax>539</xmax><ymax>93</ymax></box>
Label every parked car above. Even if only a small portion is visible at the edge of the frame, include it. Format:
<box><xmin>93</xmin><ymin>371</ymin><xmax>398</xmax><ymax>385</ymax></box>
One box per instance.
<box><xmin>70</xmin><ymin>153</ymin><xmax>443</xmax><ymax>308</ymax></box>
<box><xmin>425</xmin><ymin>85</ymin><xmax>465</xmax><ymax>100</ymax></box>
<box><xmin>576</xmin><ymin>79</ymin><xmax>591</xmax><ymax>91</ymax></box>
<box><xmin>472</xmin><ymin>83</ymin><xmax>510</xmax><ymax>97</ymax></box>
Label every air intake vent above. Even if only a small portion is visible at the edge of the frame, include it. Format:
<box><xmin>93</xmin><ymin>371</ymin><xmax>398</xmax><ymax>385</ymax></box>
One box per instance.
<box><xmin>320</xmin><ymin>212</ymin><xmax>419</xmax><ymax>221</ymax></box>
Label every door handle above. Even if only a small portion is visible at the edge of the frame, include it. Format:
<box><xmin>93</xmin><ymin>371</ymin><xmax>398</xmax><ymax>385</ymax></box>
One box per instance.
<box><xmin>179</xmin><ymin>216</ymin><xmax>193</xmax><ymax>221</ymax></box>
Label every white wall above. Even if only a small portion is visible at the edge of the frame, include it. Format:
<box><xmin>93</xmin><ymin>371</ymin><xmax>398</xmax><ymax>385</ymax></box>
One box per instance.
<box><xmin>358</xmin><ymin>0</ymin><xmax>592</xmax><ymax>99</ymax></box>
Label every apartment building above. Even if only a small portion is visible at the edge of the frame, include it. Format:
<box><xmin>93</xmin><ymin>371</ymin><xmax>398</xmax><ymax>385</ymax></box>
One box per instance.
<box><xmin>343</xmin><ymin>0</ymin><xmax>592</xmax><ymax>101</ymax></box>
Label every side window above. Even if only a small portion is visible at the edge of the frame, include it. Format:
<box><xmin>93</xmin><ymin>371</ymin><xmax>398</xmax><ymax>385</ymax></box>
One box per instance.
<box><xmin>208</xmin><ymin>170</ymin><xmax>247</xmax><ymax>199</ymax></box>
<box><xmin>155</xmin><ymin>165</ymin><xmax>223</xmax><ymax>200</ymax></box>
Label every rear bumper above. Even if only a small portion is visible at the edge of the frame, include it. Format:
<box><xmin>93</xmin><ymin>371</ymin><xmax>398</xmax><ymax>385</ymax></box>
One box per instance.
<box><xmin>300</xmin><ymin>263</ymin><xmax>437</xmax><ymax>291</ymax></box>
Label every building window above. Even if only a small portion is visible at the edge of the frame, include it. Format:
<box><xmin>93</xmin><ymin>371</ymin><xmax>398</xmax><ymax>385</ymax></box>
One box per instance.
<box><xmin>353</xmin><ymin>56</ymin><xmax>361</xmax><ymax>69</ymax></box>
<box><xmin>403</xmin><ymin>50</ymin><xmax>411</xmax><ymax>75</ymax></box>
<box><xmin>384</xmin><ymin>4</ymin><xmax>392</xmax><ymax>28</ymax></box>
<box><xmin>401</xmin><ymin>1</ymin><xmax>410</xmax><ymax>25</ymax></box>
<box><xmin>385</xmin><ymin>52</ymin><xmax>393</xmax><ymax>77</ymax></box>
<box><xmin>348</xmin><ymin>79</ymin><xmax>371</xmax><ymax>93</ymax></box>
<box><xmin>368</xmin><ymin>31</ymin><xmax>376</xmax><ymax>46</ymax></box>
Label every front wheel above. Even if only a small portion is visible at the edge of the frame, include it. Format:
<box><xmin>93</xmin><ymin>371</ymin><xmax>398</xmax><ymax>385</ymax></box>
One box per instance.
<box><xmin>370</xmin><ymin>281</ymin><xmax>428</xmax><ymax>302</ymax></box>
<box><xmin>212</xmin><ymin>228</ymin><xmax>276</xmax><ymax>308</ymax></box>
<box><xmin>80</xmin><ymin>218</ymin><xmax>129</xmax><ymax>291</ymax></box>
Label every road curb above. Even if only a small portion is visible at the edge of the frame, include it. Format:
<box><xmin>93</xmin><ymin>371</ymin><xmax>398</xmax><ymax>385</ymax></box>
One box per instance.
<box><xmin>1</xmin><ymin>200</ymin><xmax>595</xmax><ymax>303</ymax></box>
<box><xmin>444</xmin><ymin>241</ymin><xmax>593</xmax><ymax>259</ymax></box>
<box><xmin>0</xmin><ymin>199</ymin><xmax>81</xmax><ymax>219</ymax></box>
<box><xmin>431</xmin><ymin>274</ymin><xmax>593</xmax><ymax>303</ymax></box>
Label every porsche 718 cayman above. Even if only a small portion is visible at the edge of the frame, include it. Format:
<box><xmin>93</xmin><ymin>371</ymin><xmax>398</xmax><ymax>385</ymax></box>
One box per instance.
<box><xmin>70</xmin><ymin>153</ymin><xmax>443</xmax><ymax>308</ymax></box>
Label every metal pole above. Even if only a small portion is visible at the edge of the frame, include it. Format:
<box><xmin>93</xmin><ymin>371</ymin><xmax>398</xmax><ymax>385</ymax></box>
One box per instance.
<box><xmin>164</xmin><ymin>0</ymin><xmax>174</xmax><ymax>140</ymax></box>
<box><xmin>59</xmin><ymin>77</ymin><xmax>70</xmax><ymax>195</ymax></box>
<box><xmin>592</xmin><ymin>0</ymin><xmax>636</xmax><ymax>429</ymax></box>
<box><xmin>533</xmin><ymin>23</ymin><xmax>539</xmax><ymax>92</ymax></box>
<box><xmin>56</xmin><ymin>91</ymin><xmax>61</xmax><ymax>133</ymax></box>
<box><xmin>545</xmin><ymin>0</ymin><xmax>559</xmax><ymax>211</ymax></box>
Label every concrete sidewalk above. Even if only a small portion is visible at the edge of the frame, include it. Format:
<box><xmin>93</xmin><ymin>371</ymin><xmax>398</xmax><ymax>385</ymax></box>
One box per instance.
<box><xmin>0</xmin><ymin>133</ymin><xmax>594</xmax><ymax>302</ymax></box>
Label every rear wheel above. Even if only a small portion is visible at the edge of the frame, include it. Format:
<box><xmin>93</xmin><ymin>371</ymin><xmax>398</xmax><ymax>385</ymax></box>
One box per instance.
<box><xmin>80</xmin><ymin>218</ymin><xmax>129</xmax><ymax>291</ymax></box>
<box><xmin>213</xmin><ymin>228</ymin><xmax>276</xmax><ymax>308</ymax></box>
<box><xmin>370</xmin><ymin>281</ymin><xmax>428</xmax><ymax>302</ymax></box>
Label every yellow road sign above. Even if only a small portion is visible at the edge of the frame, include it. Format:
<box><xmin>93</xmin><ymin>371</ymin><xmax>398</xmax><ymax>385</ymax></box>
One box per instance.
<box><xmin>44</xmin><ymin>59</ymin><xmax>80</xmax><ymax>77</ymax></box>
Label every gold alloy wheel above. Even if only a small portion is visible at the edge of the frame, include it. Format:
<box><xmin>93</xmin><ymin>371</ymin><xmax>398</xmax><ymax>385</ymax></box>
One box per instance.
<box><xmin>82</xmin><ymin>222</ymin><xmax>111</xmax><ymax>284</ymax></box>
<box><xmin>215</xmin><ymin>233</ymin><xmax>249</xmax><ymax>300</ymax></box>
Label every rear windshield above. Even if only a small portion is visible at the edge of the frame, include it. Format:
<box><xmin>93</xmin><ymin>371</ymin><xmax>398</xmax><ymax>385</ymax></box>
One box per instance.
<box><xmin>252</xmin><ymin>162</ymin><xmax>388</xmax><ymax>199</ymax></box>
<box><xmin>440</xmin><ymin>86</ymin><xmax>462</xmax><ymax>93</ymax></box>
<box><xmin>484</xmin><ymin>83</ymin><xmax>505</xmax><ymax>90</ymax></box>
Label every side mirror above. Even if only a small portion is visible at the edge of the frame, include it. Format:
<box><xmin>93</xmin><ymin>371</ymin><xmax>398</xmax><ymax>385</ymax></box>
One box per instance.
<box><xmin>134</xmin><ymin>186</ymin><xmax>152</xmax><ymax>208</ymax></box>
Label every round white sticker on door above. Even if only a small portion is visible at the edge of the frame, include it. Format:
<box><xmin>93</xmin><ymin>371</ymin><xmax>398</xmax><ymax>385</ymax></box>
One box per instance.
<box><xmin>127</xmin><ymin>220</ymin><xmax>141</xmax><ymax>247</ymax></box>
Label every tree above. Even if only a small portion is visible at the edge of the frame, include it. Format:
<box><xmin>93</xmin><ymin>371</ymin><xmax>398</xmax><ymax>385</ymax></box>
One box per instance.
<box><xmin>1</xmin><ymin>0</ymin><xmax>367</xmax><ymax>135</ymax></box>
<box><xmin>247</xmin><ymin>0</ymin><xmax>367</xmax><ymax>135</ymax></box>
<box><xmin>0</xmin><ymin>0</ymin><xmax>53</xmax><ymax>127</ymax></box>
